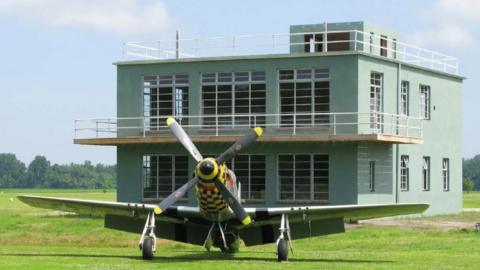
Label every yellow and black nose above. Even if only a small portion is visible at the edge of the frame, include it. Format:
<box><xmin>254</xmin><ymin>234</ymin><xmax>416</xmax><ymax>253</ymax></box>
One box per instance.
<box><xmin>195</xmin><ymin>158</ymin><xmax>219</xmax><ymax>180</ymax></box>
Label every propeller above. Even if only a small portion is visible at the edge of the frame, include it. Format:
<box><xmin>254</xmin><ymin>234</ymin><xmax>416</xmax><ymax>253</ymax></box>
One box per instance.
<box><xmin>155</xmin><ymin>117</ymin><xmax>263</xmax><ymax>225</ymax></box>
<box><xmin>166</xmin><ymin>117</ymin><xmax>203</xmax><ymax>162</ymax></box>
<box><xmin>213</xmin><ymin>178</ymin><xmax>251</xmax><ymax>225</ymax></box>
<box><xmin>216</xmin><ymin>127</ymin><xmax>263</xmax><ymax>163</ymax></box>
<box><xmin>154</xmin><ymin>177</ymin><xmax>199</xmax><ymax>215</ymax></box>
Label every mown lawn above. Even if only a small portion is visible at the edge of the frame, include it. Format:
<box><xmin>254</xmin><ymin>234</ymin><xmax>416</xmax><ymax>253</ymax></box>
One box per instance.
<box><xmin>464</xmin><ymin>191</ymin><xmax>480</xmax><ymax>208</ymax></box>
<box><xmin>0</xmin><ymin>189</ymin><xmax>479</xmax><ymax>270</ymax></box>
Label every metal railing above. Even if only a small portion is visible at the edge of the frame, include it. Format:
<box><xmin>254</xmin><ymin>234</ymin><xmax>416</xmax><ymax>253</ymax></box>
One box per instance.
<box><xmin>123</xmin><ymin>29</ymin><xmax>458</xmax><ymax>74</ymax></box>
<box><xmin>74</xmin><ymin>112</ymin><xmax>423</xmax><ymax>140</ymax></box>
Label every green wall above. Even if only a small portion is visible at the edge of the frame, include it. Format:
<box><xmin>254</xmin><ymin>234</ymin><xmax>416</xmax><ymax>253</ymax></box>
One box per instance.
<box><xmin>115</xmin><ymin>51</ymin><xmax>463</xmax><ymax>215</ymax></box>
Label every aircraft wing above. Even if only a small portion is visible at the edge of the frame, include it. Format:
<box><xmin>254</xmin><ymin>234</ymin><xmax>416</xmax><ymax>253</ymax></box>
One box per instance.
<box><xmin>16</xmin><ymin>195</ymin><xmax>202</xmax><ymax>222</ymax></box>
<box><xmin>245</xmin><ymin>203</ymin><xmax>429</xmax><ymax>225</ymax></box>
<box><xmin>239</xmin><ymin>203</ymin><xmax>429</xmax><ymax>246</ymax></box>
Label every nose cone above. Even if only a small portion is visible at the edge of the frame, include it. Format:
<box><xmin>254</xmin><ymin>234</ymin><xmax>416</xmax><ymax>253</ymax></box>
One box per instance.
<box><xmin>200</xmin><ymin>160</ymin><xmax>215</xmax><ymax>176</ymax></box>
<box><xmin>196</xmin><ymin>158</ymin><xmax>219</xmax><ymax>180</ymax></box>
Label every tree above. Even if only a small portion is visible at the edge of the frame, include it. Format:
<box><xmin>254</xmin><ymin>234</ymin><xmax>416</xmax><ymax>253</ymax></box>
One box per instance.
<box><xmin>27</xmin><ymin>155</ymin><xmax>50</xmax><ymax>187</ymax></box>
<box><xmin>463</xmin><ymin>178</ymin><xmax>475</xmax><ymax>193</ymax></box>
<box><xmin>463</xmin><ymin>156</ymin><xmax>480</xmax><ymax>190</ymax></box>
<box><xmin>0</xmin><ymin>153</ymin><xmax>27</xmax><ymax>188</ymax></box>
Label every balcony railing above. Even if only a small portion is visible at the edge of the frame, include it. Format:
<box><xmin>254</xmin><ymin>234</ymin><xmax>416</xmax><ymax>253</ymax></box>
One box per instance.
<box><xmin>123</xmin><ymin>29</ymin><xmax>458</xmax><ymax>74</ymax></box>
<box><xmin>74</xmin><ymin>112</ymin><xmax>423</xmax><ymax>141</ymax></box>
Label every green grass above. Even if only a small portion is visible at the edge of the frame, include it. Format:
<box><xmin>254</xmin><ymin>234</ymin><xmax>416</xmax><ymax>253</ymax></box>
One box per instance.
<box><xmin>463</xmin><ymin>191</ymin><xmax>480</xmax><ymax>208</ymax></box>
<box><xmin>0</xmin><ymin>189</ymin><xmax>479</xmax><ymax>270</ymax></box>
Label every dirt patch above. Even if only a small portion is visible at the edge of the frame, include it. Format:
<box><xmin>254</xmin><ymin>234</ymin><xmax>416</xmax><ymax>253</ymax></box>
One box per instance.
<box><xmin>347</xmin><ymin>219</ymin><xmax>477</xmax><ymax>231</ymax></box>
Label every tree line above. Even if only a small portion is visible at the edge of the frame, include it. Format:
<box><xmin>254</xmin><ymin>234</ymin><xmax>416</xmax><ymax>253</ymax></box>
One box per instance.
<box><xmin>1</xmin><ymin>152</ymin><xmax>480</xmax><ymax>191</ymax></box>
<box><xmin>463</xmin><ymin>155</ymin><xmax>480</xmax><ymax>191</ymax></box>
<box><xmin>0</xmin><ymin>153</ymin><xmax>116</xmax><ymax>189</ymax></box>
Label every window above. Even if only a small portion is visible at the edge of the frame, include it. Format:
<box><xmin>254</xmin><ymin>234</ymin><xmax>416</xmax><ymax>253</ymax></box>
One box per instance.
<box><xmin>327</xmin><ymin>32</ymin><xmax>350</xmax><ymax>51</ymax></box>
<box><xmin>369</xmin><ymin>32</ymin><xmax>374</xmax><ymax>54</ymax></box>
<box><xmin>369</xmin><ymin>161</ymin><xmax>375</xmax><ymax>192</ymax></box>
<box><xmin>370</xmin><ymin>72</ymin><xmax>383</xmax><ymax>132</ymax></box>
<box><xmin>143</xmin><ymin>155</ymin><xmax>189</xmax><ymax>200</ymax></box>
<box><xmin>380</xmin><ymin>35</ymin><xmax>388</xmax><ymax>57</ymax></box>
<box><xmin>442</xmin><ymin>158</ymin><xmax>450</xmax><ymax>191</ymax></box>
<box><xmin>422</xmin><ymin>156</ymin><xmax>430</xmax><ymax>191</ymax></box>
<box><xmin>400</xmin><ymin>155</ymin><xmax>409</xmax><ymax>191</ymax></box>
<box><xmin>143</xmin><ymin>74</ymin><xmax>189</xmax><ymax>130</ymax></box>
<box><xmin>279</xmin><ymin>69</ymin><xmax>330</xmax><ymax>127</ymax></box>
<box><xmin>278</xmin><ymin>154</ymin><xmax>329</xmax><ymax>201</ymax></box>
<box><xmin>303</xmin><ymin>33</ymin><xmax>323</xmax><ymax>52</ymax></box>
<box><xmin>400</xmin><ymin>81</ymin><xmax>409</xmax><ymax>116</ymax></box>
<box><xmin>230</xmin><ymin>155</ymin><xmax>266</xmax><ymax>200</ymax></box>
<box><xmin>419</xmin><ymin>85</ymin><xmax>431</xmax><ymax>120</ymax></box>
<box><xmin>201</xmin><ymin>71</ymin><xmax>266</xmax><ymax>129</ymax></box>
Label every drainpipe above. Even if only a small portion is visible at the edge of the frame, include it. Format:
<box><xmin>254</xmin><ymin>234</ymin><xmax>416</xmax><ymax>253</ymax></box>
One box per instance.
<box><xmin>395</xmin><ymin>63</ymin><xmax>402</xmax><ymax>204</ymax></box>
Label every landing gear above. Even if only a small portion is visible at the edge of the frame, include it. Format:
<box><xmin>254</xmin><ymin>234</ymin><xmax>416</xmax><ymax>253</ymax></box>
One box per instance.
<box><xmin>204</xmin><ymin>222</ymin><xmax>240</xmax><ymax>253</ymax></box>
<box><xmin>276</xmin><ymin>214</ymin><xmax>293</xmax><ymax>262</ymax></box>
<box><xmin>139</xmin><ymin>212</ymin><xmax>157</xmax><ymax>260</ymax></box>
<box><xmin>277</xmin><ymin>239</ymin><xmax>288</xmax><ymax>261</ymax></box>
<box><xmin>142</xmin><ymin>236</ymin><xmax>155</xmax><ymax>260</ymax></box>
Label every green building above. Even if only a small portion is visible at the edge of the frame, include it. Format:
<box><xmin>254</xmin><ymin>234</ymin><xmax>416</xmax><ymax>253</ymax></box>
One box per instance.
<box><xmin>75</xmin><ymin>21</ymin><xmax>463</xmax><ymax>215</ymax></box>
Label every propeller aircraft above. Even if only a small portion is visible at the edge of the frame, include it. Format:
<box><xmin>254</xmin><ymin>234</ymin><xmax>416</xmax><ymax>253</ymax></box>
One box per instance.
<box><xmin>19</xmin><ymin>117</ymin><xmax>429</xmax><ymax>261</ymax></box>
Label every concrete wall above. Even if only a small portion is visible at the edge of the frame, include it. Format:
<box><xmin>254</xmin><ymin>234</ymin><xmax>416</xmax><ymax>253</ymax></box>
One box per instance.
<box><xmin>116</xmin><ymin>51</ymin><xmax>463</xmax><ymax>214</ymax></box>
<box><xmin>357</xmin><ymin>55</ymin><xmax>463</xmax><ymax>214</ymax></box>
<box><xmin>117</xmin><ymin>142</ymin><xmax>358</xmax><ymax>206</ymax></box>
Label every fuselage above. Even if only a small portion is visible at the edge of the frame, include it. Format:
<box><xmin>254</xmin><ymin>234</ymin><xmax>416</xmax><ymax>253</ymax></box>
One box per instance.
<box><xmin>194</xmin><ymin>159</ymin><xmax>238</xmax><ymax>220</ymax></box>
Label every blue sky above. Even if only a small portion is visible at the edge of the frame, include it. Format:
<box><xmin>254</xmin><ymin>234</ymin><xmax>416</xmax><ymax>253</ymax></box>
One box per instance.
<box><xmin>0</xmin><ymin>0</ymin><xmax>478</xmax><ymax>165</ymax></box>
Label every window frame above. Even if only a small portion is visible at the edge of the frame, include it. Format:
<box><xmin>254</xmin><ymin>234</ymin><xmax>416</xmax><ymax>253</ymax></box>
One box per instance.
<box><xmin>400</xmin><ymin>81</ymin><xmax>409</xmax><ymax>116</ymax></box>
<box><xmin>422</xmin><ymin>156</ymin><xmax>431</xmax><ymax>191</ymax></box>
<box><xmin>229</xmin><ymin>154</ymin><xmax>266</xmax><ymax>201</ymax></box>
<box><xmin>142</xmin><ymin>154</ymin><xmax>189</xmax><ymax>201</ymax></box>
<box><xmin>442</xmin><ymin>158</ymin><xmax>450</xmax><ymax>191</ymax></box>
<box><xmin>419</xmin><ymin>84</ymin><xmax>431</xmax><ymax>120</ymax></box>
<box><xmin>143</xmin><ymin>74</ymin><xmax>189</xmax><ymax>130</ymax></box>
<box><xmin>200</xmin><ymin>71</ymin><xmax>266</xmax><ymax>129</ymax></box>
<box><xmin>277</xmin><ymin>153</ymin><xmax>329</xmax><ymax>203</ymax></box>
<box><xmin>370</xmin><ymin>71</ymin><xmax>384</xmax><ymax>133</ymax></box>
<box><xmin>277</xmin><ymin>68</ymin><xmax>330</xmax><ymax>128</ymax></box>
<box><xmin>369</xmin><ymin>161</ymin><xmax>375</xmax><ymax>192</ymax></box>
<box><xmin>400</xmin><ymin>155</ymin><xmax>410</xmax><ymax>191</ymax></box>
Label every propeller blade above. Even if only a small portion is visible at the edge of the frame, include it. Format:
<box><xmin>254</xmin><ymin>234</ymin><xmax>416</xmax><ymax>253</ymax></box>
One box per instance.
<box><xmin>166</xmin><ymin>117</ymin><xmax>203</xmax><ymax>162</ymax></box>
<box><xmin>213</xmin><ymin>178</ymin><xmax>251</xmax><ymax>225</ymax></box>
<box><xmin>154</xmin><ymin>176</ymin><xmax>199</xmax><ymax>214</ymax></box>
<box><xmin>216</xmin><ymin>127</ymin><xmax>263</xmax><ymax>163</ymax></box>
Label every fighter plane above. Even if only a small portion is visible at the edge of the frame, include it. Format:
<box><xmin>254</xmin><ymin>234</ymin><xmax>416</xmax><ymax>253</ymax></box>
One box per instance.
<box><xmin>18</xmin><ymin>117</ymin><xmax>429</xmax><ymax>261</ymax></box>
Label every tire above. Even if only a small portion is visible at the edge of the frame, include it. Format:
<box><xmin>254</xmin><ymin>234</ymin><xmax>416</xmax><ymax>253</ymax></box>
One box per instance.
<box><xmin>277</xmin><ymin>239</ymin><xmax>288</xmax><ymax>262</ymax></box>
<box><xmin>142</xmin><ymin>237</ymin><xmax>154</xmax><ymax>260</ymax></box>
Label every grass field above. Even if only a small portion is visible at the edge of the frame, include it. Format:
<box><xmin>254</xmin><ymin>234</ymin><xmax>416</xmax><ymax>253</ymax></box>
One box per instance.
<box><xmin>463</xmin><ymin>191</ymin><xmax>480</xmax><ymax>208</ymax></box>
<box><xmin>0</xmin><ymin>189</ymin><xmax>479</xmax><ymax>270</ymax></box>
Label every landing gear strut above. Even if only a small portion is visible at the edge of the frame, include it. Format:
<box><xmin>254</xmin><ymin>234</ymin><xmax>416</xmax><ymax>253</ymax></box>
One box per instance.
<box><xmin>139</xmin><ymin>211</ymin><xmax>157</xmax><ymax>260</ymax></box>
<box><xmin>276</xmin><ymin>214</ymin><xmax>293</xmax><ymax>262</ymax></box>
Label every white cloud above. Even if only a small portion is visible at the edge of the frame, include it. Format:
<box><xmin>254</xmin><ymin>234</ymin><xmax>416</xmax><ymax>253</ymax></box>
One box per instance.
<box><xmin>407</xmin><ymin>0</ymin><xmax>479</xmax><ymax>48</ymax></box>
<box><xmin>0</xmin><ymin>0</ymin><xmax>170</xmax><ymax>35</ymax></box>
<box><xmin>436</xmin><ymin>0</ymin><xmax>480</xmax><ymax>22</ymax></box>
<box><xmin>407</xmin><ymin>25</ymin><xmax>475</xmax><ymax>48</ymax></box>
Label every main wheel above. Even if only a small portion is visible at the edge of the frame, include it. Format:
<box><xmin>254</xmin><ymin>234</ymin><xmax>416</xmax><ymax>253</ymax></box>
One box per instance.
<box><xmin>277</xmin><ymin>239</ymin><xmax>289</xmax><ymax>262</ymax></box>
<box><xmin>142</xmin><ymin>237</ymin><xmax>154</xmax><ymax>260</ymax></box>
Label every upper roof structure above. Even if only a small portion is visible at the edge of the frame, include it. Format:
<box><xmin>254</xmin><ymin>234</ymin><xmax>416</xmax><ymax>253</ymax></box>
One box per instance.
<box><xmin>120</xmin><ymin>21</ymin><xmax>459</xmax><ymax>76</ymax></box>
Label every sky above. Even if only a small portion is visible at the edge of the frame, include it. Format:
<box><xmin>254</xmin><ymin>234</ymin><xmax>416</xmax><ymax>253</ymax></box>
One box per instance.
<box><xmin>0</xmin><ymin>0</ymin><xmax>478</xmax><ymax>165</ymax></box>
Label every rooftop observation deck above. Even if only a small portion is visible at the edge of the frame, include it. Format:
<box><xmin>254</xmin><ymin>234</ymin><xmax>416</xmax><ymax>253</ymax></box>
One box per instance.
<box><xmin>121</xmin><ymin>29</ymin><xmax>459</xmax><ymax>75</ymax></box>
<box><xmin>74</xmin><ymin>113</ymin><xmax>423</xmax><ymax>145</ymax></box>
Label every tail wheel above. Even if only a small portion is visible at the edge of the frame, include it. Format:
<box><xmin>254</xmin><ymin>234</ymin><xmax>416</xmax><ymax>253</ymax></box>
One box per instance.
<box><xmin>142</xmin><ymin>237</ymin><xmax>154</xmax><ymax>260</ymax></box>
<box><xmin>277</xmin><ymin>239</ymin><xmax>289</xmax><ymax>262</ymax></box>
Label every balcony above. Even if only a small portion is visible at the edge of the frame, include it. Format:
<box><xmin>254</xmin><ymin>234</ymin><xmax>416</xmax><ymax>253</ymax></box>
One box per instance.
<box><xmin>122</xmin><ymin>29</ymin><xmax>458</xmax><ymax>75</ymax></box>
<box><xmin>74</xmin><ymin>112</ymin><xmax>423</xmax><ymax>145</ymax></box>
